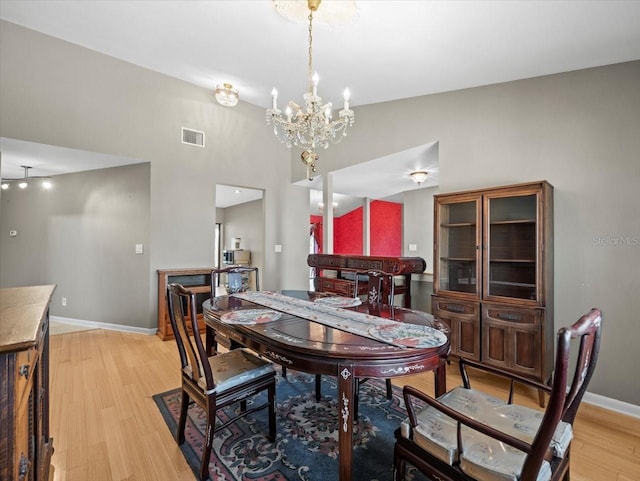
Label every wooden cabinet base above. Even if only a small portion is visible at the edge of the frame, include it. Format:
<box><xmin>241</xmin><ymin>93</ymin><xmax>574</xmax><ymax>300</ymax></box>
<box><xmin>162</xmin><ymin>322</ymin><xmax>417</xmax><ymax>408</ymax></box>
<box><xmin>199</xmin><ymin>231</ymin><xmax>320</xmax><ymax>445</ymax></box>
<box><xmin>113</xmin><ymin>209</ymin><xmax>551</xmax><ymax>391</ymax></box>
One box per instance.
<box><xmin>0</xmin><ymin>285</ymin><xmax>55</xmax><ymax>481</ymax></box>
<box><xmin>157</xmin><ymin>268</ymin><xmax>213</xmax><ymax>341</ymax></box>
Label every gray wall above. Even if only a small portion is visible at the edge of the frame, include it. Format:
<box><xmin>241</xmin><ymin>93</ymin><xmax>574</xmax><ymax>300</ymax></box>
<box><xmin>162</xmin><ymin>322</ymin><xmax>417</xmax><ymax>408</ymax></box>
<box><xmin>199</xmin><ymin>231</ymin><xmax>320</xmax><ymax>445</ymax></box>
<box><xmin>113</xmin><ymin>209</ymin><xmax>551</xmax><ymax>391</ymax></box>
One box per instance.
<box><xmin>312</xmin><ymin>62</ymin><xmax>640</xmax><ymax>406</ymax></box>
<box><xmin>0</xmin><ymin>21</ymin><xmax>311</xmax><ymax>328</ymax></box>
<box><xmin>222</xmin><ymin>198</ymin><xmax>265</xmax><ymax>280</ymax></box>
<box><xmin>1</xmin><ymin>20</ymin><xmax>639</xmax><ymax>406</ymax></box>
<box><xmin>0</xmin><ymin>163</ymin><xmax>151</xmax><ymax>325</ymax></box>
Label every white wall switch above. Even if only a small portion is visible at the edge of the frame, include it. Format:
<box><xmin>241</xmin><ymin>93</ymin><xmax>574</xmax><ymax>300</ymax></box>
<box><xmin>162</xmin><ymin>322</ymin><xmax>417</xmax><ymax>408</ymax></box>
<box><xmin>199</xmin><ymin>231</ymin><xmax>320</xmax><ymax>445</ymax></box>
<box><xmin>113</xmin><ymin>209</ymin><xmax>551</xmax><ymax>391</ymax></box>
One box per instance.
<box><xmin>274</xmin><ymin>244</ymin><xmax>282</xmax><ymax>253</ymax></box>
<box><xmin>135</xmin><ymin>243</ymin><xmax>144</xmax><ymax>254</ymax></box>
<box><xmin>61</xmin><ymin>297</ymin><xmax>67</xmax><ymax>307</ymax></box>
<box><xmin>409</xmin><ymin>243</ymin><xmax>417</xmax><ymax>251</ymax></box>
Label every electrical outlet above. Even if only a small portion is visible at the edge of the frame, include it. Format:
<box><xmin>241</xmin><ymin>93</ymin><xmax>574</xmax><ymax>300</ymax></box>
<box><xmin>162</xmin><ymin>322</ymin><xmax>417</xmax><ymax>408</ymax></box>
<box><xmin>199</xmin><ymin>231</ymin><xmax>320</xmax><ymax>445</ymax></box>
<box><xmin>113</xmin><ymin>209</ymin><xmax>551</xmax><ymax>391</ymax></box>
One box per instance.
<box><xmin>61</xmin><ymin>297</ymin><xmax>67</xmax><ymax>307</ymax></box>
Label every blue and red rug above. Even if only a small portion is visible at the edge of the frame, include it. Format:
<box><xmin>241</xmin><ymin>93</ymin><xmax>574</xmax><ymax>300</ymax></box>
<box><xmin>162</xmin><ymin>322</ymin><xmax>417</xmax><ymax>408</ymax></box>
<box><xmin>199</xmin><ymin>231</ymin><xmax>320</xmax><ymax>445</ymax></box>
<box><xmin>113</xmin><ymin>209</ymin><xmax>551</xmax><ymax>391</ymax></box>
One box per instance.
<box><xmin>153</xmin><ymin>370</ymin><xmax>426</xmax><ymax>481</ymax></box>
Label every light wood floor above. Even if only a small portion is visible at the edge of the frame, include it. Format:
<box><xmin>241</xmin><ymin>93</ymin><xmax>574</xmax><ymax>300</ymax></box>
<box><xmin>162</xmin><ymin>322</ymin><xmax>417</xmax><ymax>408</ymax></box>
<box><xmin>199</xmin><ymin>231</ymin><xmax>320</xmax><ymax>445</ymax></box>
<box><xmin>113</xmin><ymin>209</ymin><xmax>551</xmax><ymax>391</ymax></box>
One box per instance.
<box><xmin>49</xmin><ymin>329</ymin><xmax>640</xmax><ymax>481</ymax></box>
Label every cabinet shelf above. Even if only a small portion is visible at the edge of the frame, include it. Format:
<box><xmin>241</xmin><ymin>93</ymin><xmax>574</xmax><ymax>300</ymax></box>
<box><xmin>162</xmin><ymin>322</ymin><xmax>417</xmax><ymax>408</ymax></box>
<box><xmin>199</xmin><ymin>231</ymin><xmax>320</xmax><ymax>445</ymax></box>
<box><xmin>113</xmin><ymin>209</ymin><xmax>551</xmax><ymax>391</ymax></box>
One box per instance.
<box><xmin>489</xmin><ymin>258</ymin><xmax>536</xmax><ymax>263</ymax></box>
<box><xmin>441</xmin><ymin>257</ymin><xmax>476</xmax><ymax>262</ymax></box>
<box><xmin>489</xmin><ymin>280</ymin><xmax>535</xmax><ymax>288</ymax></box>
<box><xmin>490</xmin><ymin>219</ymin><xmax>535</xmax><ymax>225</ymax></box>
<box><xmin>441</xmin><ymin>222</ymin><xmax>477</xmax><ymax>227</ymax></box>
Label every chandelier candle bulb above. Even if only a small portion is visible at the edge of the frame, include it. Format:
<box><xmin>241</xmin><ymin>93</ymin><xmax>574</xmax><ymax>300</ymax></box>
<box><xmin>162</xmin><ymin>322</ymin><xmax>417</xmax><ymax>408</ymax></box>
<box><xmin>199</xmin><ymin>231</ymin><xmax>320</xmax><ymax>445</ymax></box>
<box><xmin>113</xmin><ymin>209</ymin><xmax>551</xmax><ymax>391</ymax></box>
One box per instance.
<box><xmin>343</xmin><ymin>88</ymin><xmax>350</xmax><ymax>110</ymax></box>
<box><xmin>271</xmin><ymin>88</ymin><xmax>278</xmax><ymax>109</ymax></box>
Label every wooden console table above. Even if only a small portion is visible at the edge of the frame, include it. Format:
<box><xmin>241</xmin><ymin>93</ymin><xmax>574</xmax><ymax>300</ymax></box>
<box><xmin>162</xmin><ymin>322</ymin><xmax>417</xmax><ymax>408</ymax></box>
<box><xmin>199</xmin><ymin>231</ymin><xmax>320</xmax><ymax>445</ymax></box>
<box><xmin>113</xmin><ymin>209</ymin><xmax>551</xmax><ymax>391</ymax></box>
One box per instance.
<box><xmin>307</xmin><ymin>254</ymin><xmax>426</xmax><ymax>308</ymax></box>
<box><xmin>0</xmin><ymin>284</ymin><xmax>56</xmax><ymax>481</ymax></box>
<box><xmin>157</xmin><ymin>268</ymin><xmax>214</xmax><ymax>340</ymax></box>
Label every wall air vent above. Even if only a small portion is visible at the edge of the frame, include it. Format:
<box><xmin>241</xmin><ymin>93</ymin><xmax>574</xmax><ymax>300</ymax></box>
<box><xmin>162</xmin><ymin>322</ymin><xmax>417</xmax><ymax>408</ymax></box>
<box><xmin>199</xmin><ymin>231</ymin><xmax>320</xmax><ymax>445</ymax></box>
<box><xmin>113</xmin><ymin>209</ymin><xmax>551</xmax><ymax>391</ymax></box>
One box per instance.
<box><xmin>181</xmin><ymin>127</ymin><xmax>205</xmax><ymax>147</ymax></box>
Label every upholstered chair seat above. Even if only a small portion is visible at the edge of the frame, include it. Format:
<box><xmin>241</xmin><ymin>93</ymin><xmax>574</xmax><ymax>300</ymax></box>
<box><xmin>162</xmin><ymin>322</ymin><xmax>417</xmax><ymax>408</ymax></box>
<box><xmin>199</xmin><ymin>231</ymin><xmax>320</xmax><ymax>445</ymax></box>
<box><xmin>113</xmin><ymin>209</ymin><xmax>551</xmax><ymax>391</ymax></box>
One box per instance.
<box><xmin>194</xmin><ymin>348</ymin><xmax>275</xmax><ymax>393</ymax></box>
<box><xmin>394</xmin><ymin>308</ymin><xmax>602</xmax><ymax>481</ymax></box>
<box><xmin>400</xmin><ymin>385</ymin><xmax>574</xmax><ymax>481</ymax></box>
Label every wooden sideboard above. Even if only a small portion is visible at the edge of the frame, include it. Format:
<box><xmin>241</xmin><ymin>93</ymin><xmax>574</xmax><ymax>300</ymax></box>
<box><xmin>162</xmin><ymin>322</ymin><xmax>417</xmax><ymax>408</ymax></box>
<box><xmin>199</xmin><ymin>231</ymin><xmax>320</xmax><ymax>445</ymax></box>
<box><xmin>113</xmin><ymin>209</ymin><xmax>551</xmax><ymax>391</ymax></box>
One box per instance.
<box><xmin>0</xmin><ymin>284</ymin><xmax>56</xmax><ymax>481</ymax></box>
<box><xmin>157</xmin><ymin>268</ymin><xmax>214</xmax><ymax>340</ymax></box>
<box><xmin>307</xmin><ymin>254</ymin><xmax>426</xmax><ymax>308</ymax></box>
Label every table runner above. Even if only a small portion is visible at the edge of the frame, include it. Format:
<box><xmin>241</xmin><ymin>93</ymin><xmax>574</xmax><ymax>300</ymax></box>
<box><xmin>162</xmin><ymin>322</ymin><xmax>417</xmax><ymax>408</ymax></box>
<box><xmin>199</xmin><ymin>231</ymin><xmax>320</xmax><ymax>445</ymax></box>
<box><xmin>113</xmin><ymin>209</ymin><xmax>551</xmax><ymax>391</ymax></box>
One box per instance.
<box><xmin>230</xmin><ymin>291</ymin><xmax>445</xmax><ymax>349</ymax></box>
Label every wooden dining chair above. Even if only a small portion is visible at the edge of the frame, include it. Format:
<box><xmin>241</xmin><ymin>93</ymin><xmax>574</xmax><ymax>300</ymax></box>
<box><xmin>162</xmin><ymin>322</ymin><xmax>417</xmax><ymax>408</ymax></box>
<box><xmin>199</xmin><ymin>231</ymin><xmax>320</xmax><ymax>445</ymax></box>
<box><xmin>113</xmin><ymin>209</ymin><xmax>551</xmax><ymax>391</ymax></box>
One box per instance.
<box><xmin>211</xmin><ymin>265</ymin><xmax>259</xmax><ymax>296</ymax></box>
<box><xmin>167</xmin><ymin>283</ymin><xmax>276</xmax><ymax>481</ymax></box>
<box><xmin>209</xmin><ymin>266</ymin><xmax>260</xmax><ymax>353</ymax></box>
<box><xmin>351</xmin><ymin>269</ymin><xmax>397</xmax><ymax>415</ymax></box>
<box><xmin>354</xmin><ymin>268</ymin><xmax>396</xmax><ymax>305</ymax></box>
<box><xmin>394</xmin><ymin>308</ymin><xmax>602</xmax><ymax>481</ymax></box>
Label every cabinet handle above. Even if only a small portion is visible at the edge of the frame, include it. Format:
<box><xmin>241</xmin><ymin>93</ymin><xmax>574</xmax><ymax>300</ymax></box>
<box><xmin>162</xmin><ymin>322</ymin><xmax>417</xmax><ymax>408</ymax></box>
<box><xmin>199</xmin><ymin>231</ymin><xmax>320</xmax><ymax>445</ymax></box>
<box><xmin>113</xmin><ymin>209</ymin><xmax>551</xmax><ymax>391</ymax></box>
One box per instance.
<box><xmin>19</xmin><ymin>364</ymin><xmax>30</xmax><ymax>378</ymax></box>
<box><xmin>498</xmin><ymin>312</ymin><xmax>522</xmax><ymax>321</ymax></box>
<box><xmin>18</xmin><ymin>453</ymin><xmax>31</xmax><ymax>480</ymax></box>
<box><xmin>447</xmin><ymin>305</ymin><xmax>465</xmax><ymax>313</ymax></box>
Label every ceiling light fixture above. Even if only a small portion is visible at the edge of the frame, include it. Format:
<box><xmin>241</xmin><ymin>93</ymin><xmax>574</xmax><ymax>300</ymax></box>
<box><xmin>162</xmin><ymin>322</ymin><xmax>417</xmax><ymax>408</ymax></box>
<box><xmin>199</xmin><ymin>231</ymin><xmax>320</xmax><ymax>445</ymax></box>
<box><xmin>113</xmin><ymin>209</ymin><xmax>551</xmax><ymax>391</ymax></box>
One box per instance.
<box><xmin>267</xmin><ymin>0</ymin><xmax>355</xmax><ymax>181</ymax></box>
<box><xmin>0</xmin><ymin>165</ymin><xmax>54</xmax><ymax>191</ymax></box>
<box><xmin>410</xmin><ymin>171</ymin><xmax>428</xmax><ymax>185</ymax></box>
<box><xmin>215</xmin><ymin>83</ymin><xmax>239</xmax><ymax>107</ymax></box>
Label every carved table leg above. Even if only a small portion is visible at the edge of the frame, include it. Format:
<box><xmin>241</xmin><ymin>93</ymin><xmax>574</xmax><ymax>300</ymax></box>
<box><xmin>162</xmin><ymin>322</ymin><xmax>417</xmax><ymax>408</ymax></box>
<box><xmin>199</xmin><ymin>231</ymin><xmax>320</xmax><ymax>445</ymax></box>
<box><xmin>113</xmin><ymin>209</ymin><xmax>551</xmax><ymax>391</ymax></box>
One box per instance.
<box><xmin>337</xmin><ymin>363</ymin><xmax>355</xmax><ymax>481</ymax></box>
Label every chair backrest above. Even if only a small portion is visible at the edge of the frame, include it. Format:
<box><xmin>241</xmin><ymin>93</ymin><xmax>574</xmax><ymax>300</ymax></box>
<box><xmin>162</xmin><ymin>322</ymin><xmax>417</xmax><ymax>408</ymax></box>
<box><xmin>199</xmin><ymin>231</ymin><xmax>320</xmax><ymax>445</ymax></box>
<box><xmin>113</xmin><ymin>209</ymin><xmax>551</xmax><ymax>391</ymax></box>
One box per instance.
<box><xmin>211</xmin><ymin>266</ymin><xmax>260</xmax><ymax>297</ymax></box>
<box><xmin>354</xmin><ymin>269</ymin><xmax>395</xmax><ymax>304</ymax></box>
<box><xmin>167</xmin><ymin>283</ymin><xmax>214</xmax><ymax>390</ymax></box>
<box><xmin>522</xmin><ymin>307</ymin><xmax>602</xmax><ymax>475</ymax></box>
<box><xmin>558</xmin><ymin>307</ymin><xmax>602</xmax><ymax>424</ymax></box>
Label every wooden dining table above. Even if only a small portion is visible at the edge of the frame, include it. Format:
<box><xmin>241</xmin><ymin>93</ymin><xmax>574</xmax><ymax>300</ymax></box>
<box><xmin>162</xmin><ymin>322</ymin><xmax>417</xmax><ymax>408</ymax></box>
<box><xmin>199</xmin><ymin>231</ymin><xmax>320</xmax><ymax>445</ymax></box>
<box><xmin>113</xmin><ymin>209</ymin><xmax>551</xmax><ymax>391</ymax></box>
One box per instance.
<box><xmin>202</xmin><ymin>290</ymin><xmax>450</xmax><ymax>481</ymax></box>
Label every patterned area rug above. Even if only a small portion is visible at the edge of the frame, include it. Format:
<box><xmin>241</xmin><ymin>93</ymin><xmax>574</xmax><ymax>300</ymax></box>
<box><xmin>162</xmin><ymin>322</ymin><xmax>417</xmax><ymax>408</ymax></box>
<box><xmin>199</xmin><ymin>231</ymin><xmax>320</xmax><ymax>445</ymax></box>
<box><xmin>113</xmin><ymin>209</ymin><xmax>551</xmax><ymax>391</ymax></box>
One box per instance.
<box><xmin>153</xmin><ymin>370</ymin><xmax>427</xmax><ymax>481</ymax></box>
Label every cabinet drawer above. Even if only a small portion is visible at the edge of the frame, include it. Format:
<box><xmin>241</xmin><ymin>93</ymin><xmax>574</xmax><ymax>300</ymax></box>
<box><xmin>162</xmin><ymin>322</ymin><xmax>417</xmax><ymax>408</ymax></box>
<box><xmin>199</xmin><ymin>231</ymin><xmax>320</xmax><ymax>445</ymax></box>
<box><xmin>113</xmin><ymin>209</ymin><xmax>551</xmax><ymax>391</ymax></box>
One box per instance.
<box><xmin>483</xmin><ymin>304</ymin><xmax>541</xmax><ymax>325</ymax></box>
<box><xmin>432</xmin><ymin>298</ymin><xmax>479</xmax><ymax>317</ymax></box>
<box><xmin>315</xmin><ymin>277</ymin><xmax>355</xmax><ymax>297</ymax></box>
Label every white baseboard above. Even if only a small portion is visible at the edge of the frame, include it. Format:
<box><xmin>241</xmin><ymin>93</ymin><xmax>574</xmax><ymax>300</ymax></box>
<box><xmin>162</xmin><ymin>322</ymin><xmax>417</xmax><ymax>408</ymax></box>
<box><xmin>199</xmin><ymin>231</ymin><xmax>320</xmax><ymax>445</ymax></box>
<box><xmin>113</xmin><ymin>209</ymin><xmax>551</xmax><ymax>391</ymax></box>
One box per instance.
<box><xmin>50</xmin><ymin>316</ymin><xmax>157</xmax><ymax>336</ymax></box>
<box><xmin>583</xmin><ymin>391</ymin><xmax>640</xmax><ymax>419</ymax></box>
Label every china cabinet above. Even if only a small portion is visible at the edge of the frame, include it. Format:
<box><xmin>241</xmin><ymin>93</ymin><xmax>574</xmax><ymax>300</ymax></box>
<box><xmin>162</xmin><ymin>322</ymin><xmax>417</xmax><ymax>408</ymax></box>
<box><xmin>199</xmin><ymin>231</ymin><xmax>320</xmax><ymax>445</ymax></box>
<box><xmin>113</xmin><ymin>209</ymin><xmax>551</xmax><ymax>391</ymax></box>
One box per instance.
<box><xmin>433</xmin><ymin>181</ymin><xmax>553</xmax><ymax>393</ymax></box>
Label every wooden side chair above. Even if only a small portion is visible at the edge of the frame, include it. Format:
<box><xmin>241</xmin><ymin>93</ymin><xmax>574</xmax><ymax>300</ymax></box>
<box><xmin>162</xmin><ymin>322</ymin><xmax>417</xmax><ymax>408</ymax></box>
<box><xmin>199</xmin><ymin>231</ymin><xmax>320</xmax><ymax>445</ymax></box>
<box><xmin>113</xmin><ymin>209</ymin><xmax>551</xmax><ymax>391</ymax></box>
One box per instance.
<box><xmin>167</xmin><ymin>283</ymin><xmax>276</xmax><ymax>481</ymax></box>
<box><xmin>394</xmin><ymin>308</ymin><xmax>602</xmax><ymax>481</ymax></box>
<box><xmin>210</xmin><ymin>266</ymin><xmax>260</xmax><ymax>353</ymax></box>
<box><xmin>354</xmin><ymin>268</ymin><xmax>396</xmax><ymax>305</ymax></box>
<box><xmin>211</xmin><ymin>265</ymin><xmax>259</xmax><ymax>296</ymax></box>
<box><xmin>353</xmin><ymin>269</ymin><xmax>396</xmax><ymax>415</ymax></box>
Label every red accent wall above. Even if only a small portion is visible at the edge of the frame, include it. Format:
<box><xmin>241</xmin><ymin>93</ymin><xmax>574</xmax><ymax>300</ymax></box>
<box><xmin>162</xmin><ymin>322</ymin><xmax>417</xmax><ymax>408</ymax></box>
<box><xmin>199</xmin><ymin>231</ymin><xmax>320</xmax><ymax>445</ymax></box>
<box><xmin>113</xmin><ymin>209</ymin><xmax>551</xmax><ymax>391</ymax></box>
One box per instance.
<box><xmin>335</xmin><ymin>208</ymin><xmax>363</xmax><ymax>254</ymax></box>
<box><xmin>310</xmin><ymin>200</ymin><xmax>401</xmax><ymax>256</ymax></box>
<box><xmin>371</xmin><ymin>200</ymin><xmax>402</xmax><ymax>256</ymax></box>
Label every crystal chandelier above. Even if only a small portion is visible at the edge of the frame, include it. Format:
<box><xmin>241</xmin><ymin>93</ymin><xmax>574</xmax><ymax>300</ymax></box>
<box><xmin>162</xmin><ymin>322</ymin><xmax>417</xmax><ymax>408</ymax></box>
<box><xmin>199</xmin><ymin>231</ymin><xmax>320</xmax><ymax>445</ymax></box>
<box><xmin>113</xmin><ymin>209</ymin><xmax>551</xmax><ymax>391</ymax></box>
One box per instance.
<box><xmin>266</xmin><ymin>0</ymin><xmax>355</xmax><ymax>180</ymax></box>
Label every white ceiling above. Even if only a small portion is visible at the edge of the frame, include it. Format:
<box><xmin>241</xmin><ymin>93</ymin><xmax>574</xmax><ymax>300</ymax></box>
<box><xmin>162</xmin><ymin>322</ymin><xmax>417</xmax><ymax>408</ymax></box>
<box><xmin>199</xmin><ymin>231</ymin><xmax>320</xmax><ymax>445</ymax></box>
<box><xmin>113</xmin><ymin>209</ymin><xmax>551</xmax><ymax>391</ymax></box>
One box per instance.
<box><xmin>1</xmin><ymin>0</ymin><xmax>639</xmax><ymax>206</ymax></box>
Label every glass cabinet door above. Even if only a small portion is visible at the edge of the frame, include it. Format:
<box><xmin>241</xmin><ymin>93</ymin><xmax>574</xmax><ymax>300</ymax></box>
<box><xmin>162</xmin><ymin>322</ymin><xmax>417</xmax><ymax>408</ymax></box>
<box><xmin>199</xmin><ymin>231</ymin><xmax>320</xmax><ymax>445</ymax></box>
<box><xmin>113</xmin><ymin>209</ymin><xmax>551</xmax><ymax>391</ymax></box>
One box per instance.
<box><xmin>485</xmin><ymin>192</ymin><xmax>538</xmax><ymax>301</ymax></box>
<box><xmin>435</xmin><ymin>197</ymin><xmax>481</xmax><ymax>297</ymax></box>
